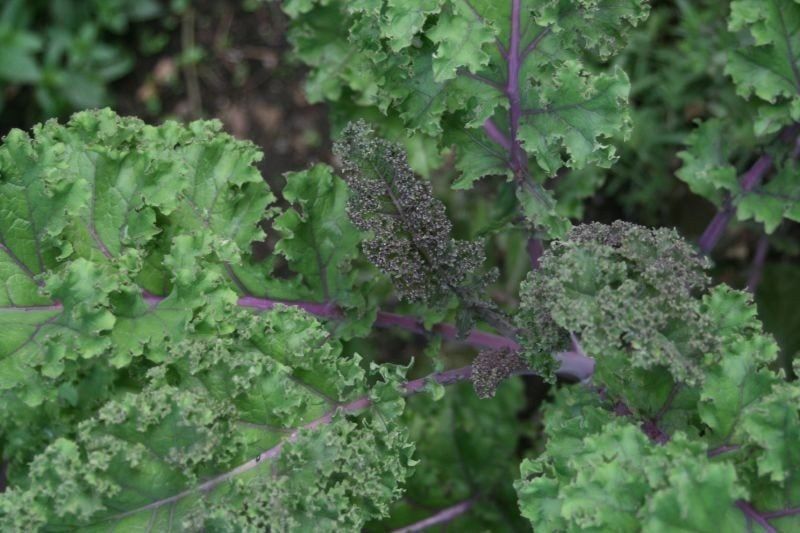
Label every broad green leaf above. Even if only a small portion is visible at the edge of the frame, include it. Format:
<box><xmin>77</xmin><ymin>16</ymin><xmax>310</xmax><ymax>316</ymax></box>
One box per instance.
<box><xmin>726</xmin><ymin>0</ymin><xmax>800</xmax><ymax>133</ymax></box>
<box><xmin>740</xmin><ymin>384</ymin><xmax>800</xmax><ymax>485</ymax></box>
<box><xmin>676</xmin><ymin>119</ymin><xmax>738</xmax><ymax>206</ymax></box>
<box><xmin>677</xmin><ymin>119</ymin><xmax>800</xmax><ymax>234</ymax></box>
<box><xmin>273</xmin><ymin>165</ymin><xmax>377</xmax><ymax>337</ymax></box>
<box><xmin>515</xmin><ymin>241</ymin><xmax>800</xmax><ymax>531</ymax></box>
<box><xmin>428</xmin><ymin>1</ymin><xmax>494</xmax><ymax>82</ymax></box>
<box><xmin>737</xmin><ymin>161</ymin><xmax>800</xmax><ymax>232</ymax></box>
<box><xmin>0</xmin><ymin>110</ymin><xmax>275</xmax><ymax>468</ymax></box>
<box><xmin>698</xmin><ymin>287</ymin><xmax>780</xmax><ymax>444</ymax></box>
<box><xmin>382</xmin><ymin>0</ymin><xmax>441</xmax><ymax>52</ymax></box>
<box><xmin>285</xmin><ymin>0</ymin><xmax>649</xmax><ymax>236</ymax></box>
<box><xmin>518</xmin><ymin>395</ymin><xmax>748</xmax><ymax>532</ymax></box>
<box><xmin>375</xmin><ymin>379</ymin><xmax>528</xmax><ymax>532</ymax></box>
<box><xmin>518</xmin><ymin>62</ymin><xmax>631</xmax><ymax>177</ymax></box>
<box><xmin>0</xmin><ymin>308</ymin><xmax>414</xmax><ymax>531</ymax></box>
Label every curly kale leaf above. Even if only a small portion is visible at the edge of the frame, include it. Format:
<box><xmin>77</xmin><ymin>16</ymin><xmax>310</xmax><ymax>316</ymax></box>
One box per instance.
<box><xmin>516</xmin><ymin>259</ymin><xmax>800</xmax><ymax>532</ymax></box>
<box><xmin>517</xmin><ymin>397</ymin><xmax>748</xmax><ymax>532</ymax></box>
<box><xmin>575</xmin><ymin>0</ymin><xmax>754</xmax><ymax>225</ymax></box>
<box><xmin>286</xmin><ymin>0</ymin><xmax>649</xmax><ymax>236</ymax></box>
<box><xmin>334</xmin><ymin>121</ymin><xmax>489</xmax><ymax>308</ymax></box>
<box><xmin>677</xmin><ymin>119</ymin><xmax>800</xmax><ymax>234</ymax></box>
<box><xmin>375</xmin><ymin>380</ymin><xmax>528</xmax><ymax>532</ymax></box>
<box><xmin>0</xmin><ymin>109</ymin><xmax>373</xmax><ymax>477</ymax></box>
<box><xmin>0</xmin><ymin>308</ymin><xmax>414</xmax><ymax>531</ymax></box>
<box><xmin>0</xmin><ymin>110</ymin><xmax>269</xmax><ymax>462</ymax></box>
<box><xmin>516</xmin><ymin>221</ymin><xmax>713</xmax><ymax>387</ymax></box>
<box><xmin>271</xmin><ymin>164</ymin><xmax>379</xmax><ymax>336</ymax></box>
<box><xmin>726</xmin><ymin>0</ymin><xmax>800</xmax><ymax>135</ymax></box>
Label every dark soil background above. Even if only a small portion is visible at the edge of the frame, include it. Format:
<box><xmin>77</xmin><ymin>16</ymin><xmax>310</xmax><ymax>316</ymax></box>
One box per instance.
<box><xmin>112</xmin><ymin>0</ymin><xmax>332</xmax><ymax>182</ymax></box>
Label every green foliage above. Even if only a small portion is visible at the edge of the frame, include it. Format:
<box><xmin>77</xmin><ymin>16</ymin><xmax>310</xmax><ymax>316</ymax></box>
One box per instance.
<box><xmin>0</xmin><ymin>0</ymin><xmax>164</xmax><ymax>121</ymax></box>
<box><xmin>0</xmin><ymin>109</ymin><xmax>413</xmax><ymax>530</ymax></box>
<box><xmin>517</xmin><ymin>221</ymin><xmax>712</xmax><ymax>386</ymax></box>
<box><xmin>579</xmin><ymin>0</ymin><xmax>753</xmax><ymax>223</ymax></box>
<box><xmin>273</xmin><ymin>164</ymin><xmax>379</xmax><ymax>337</ymax></box>
<box><xmin>663</xmin><ymin>0</ymin><xmax>800</xmax><ymax>236</ymax></box>
<box><xmin>333</xmin><ymin>121</ymin><xmax>505</xmax><ymax>335</ymax></box>
<box><xmin>0</xmin><ymin>308</ymin><xmax>414</xmax><ymax>530</ymax></box>
<box><xmin>677</xmin><ymin>119</ymin><xmax>800</xmax><ymax>233</ymax></box>
<box><xmin>518</xmin><ymin>398</ymin><xmax>749</xmax><ymax>531</ymax></box>
<box><xmin>285</xmin><ymin>0</ymin><xmax>649</xmax><ymax>236</ymax></box>
<box><xmin>5</xmin><ymin>0</ymin><xmax>800</xmax><ymax>525</ymax></box>
<box><xmin>726</xmin><ymin>0</ymin><xmax>800</xmax><ymax>135</ymax></box>
<box><xmin>373</xmin><ymin>379</ymin><xmax>528</xmax><ymax>531</ymax></box>
<box><xmin>0</xmin><ymin>109</ymin><xmax>269</xmax><ymax>432</ymax></box>
<box><xmin>515</xmin><ymin>228</ymin><xmax>800</xmax><ymax>531</ymax></box>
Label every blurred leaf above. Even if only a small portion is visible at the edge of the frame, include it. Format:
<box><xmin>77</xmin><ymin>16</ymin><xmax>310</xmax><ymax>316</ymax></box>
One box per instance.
<box><xmin>756</xmin><ymin>263</ymin><xmax>800</xmax><ymax>372</ymax></box>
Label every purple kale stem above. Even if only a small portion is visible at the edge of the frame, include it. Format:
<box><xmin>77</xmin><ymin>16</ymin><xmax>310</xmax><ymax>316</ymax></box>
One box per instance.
<box><xmin>68</xmin><ymin>294</ymin><xmax>596</xmax><ymax>380</ymax></box>
<box><xmin>237</xmin><ymin>296</ymin><xmax>516</xmax><ymax>350</ymax></box>
<box><xmin>698</xmin><ymin>154</ymin><xmax>773</xmax><ymax>255</ymax></box>
<box><xmin>707</xmin><ymin>444</ymin><xmax>741</xmax><ymax>458</ymax></box>
<box><xmin>237</xmin><ymin>295</ymin><xmax>341</xmax><ymax>318</ymax></box>
<box><xmin>610</xmin><ymin>398</ymin><xmax>670</xmax><ymax>444</ymax></box>
<box><xmin>527</xmin><ymin>237</ymin><xmax>544</xmax><ymax>269</ymax></box>
<box><xmin>507</xmin><ymin>0</ymin><xmax>526</xmax><ymax>175</ymax></box>
<box><xmin>747</xmin><ymin>234</ymin><xmax>769</xmax><ymax>293</ymax></box>
<box><xmin>653</xmin><ymin>382</ymin><xmax>682</xmax><ymax>424</ymax></box>
<box><xmin>736</xmin><ymin>501</ymin><xmax>777</xmax><ymax>533</ymax></box>
<box><xmin>392</xmin><ymin>497</ymin><xmax>477</xmax><ymax>532</ymax></box>
<box><xmin>372</xmin><ymin>310</ymin><xmax>518</xmax><ymax>351</ymax></box>
<box><xmin>404</xmin><ymin>365</ymin><xmax>474</xmax><ymax>394</ymax></box>
<box><xmin>698</xmin><ymin>202</ymin><xmax>733</xmax><ymax>255</ymax></box>
<box><xmin>483</xmin><ymin>118</ymin><xmax>512</xmax><ymax>150</ymax></box>
<box><xmin>764</xmin><ymin>506</ymin><xmax>800</xmax><ymax>520</ymax></box>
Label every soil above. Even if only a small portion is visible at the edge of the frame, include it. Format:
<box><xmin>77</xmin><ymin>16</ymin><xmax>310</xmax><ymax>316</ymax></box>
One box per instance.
<box><xmin>112</xmin><ymin>0</ymin><xmax>333</xmax><ymax>186</ymax></box>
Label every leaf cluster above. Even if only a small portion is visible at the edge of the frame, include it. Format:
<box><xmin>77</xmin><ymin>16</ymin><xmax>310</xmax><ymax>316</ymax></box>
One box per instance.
<box><xmin>517</xmin><ymin>221</ymin><xmax>713</xmax><ymax>385</ymax></box>
<box><xmin>515</xmin><ymin>224</ymin><xmax>800</xmax><ymax>531</ymax></box>
<box><xmin>334</xmin><ymin>121</ymin><xmax>487</xmax><ymax>306</ymax></box>
<box><xmin>285</xmin><ymin>0</ymin><xmax>649</xmax><ymax>236</ymax></box>
<box><xmin>0</xmin><ymin>109</ymin><xmax>409</xmax><ymax>530</ymax></box>
<box><xmin>665</xmin><ymin>0</ymin><xmax>800</xmax><ymax>236</ymax></box>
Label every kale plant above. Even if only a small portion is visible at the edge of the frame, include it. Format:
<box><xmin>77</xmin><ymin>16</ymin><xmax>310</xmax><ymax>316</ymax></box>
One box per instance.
<box><xmin>1</xmin><ymin>1</ymin><xmax>800</xmax><ymax>531</ymax></box>
<box><xmin>510</xmin><ymin>224</ymin><xmax>800</xmax><ymax>531</ymax></box>
<box><xmin>285</xmin><ymin>0</ymin><xmax>650</xmax><ymax>237</ymax></box>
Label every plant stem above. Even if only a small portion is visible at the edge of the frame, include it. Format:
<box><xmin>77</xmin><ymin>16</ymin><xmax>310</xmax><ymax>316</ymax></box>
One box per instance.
<box><xmin>237</xmin><ymin>296</ymin><xmax>593</xmax><ymax>379</ymax></box>
<box><xmin>79</xmin><ymin>294</ymin><xmax>598</xmax><ymax>381</ymax></box>
<box><xmin>707</xmin><ymin>444</ymin><xmax>741</xmax><ymax>458</ymax></box>
<box><xmin>181</xmin><ymin>7</ymin><xmax>202</xmax><ymax>118</ymax></box>
<box><xmin>507</xmin><ymin>0</ymin><xmax>526</xmax><ymax>176</ymax></box>
<box><xmin>527</xmin><ymin>237</ymin><xmax>543</xmax><ymax>269</ymax></box>
<box><xmin>698</xmin><ymin>155</ymin><xmax>773</xmax><ymax>255</ymax></box>
<box><xmin>735</xmin><ymin>500</ymin><xmax>777</xmax><ymax>533</ymax></box>
<box><xmin>483</xmin><ymin>118</ymin><xmax>512</xmax><ymax>151</ymax></box>
<box><xmin>747</xmin><ymin>234</ymin><xmax>769</xmax><ymax>293</ymax></box>
<box><xmin>373</xmin><ymin>309</ymin><xmax>517</xmax><ymax>350</ymax></box>
<box><xmin>764</xmin><ymin>506</ymin><xmax>800</xmax><ymax>520</ymax></box>
<box><xmin>392</xmin><ymin>497</ymin><xmax>477</xmax><ymax>532</ymax></box>
<box><xmin>653</xmin><ymin>382</ymin><xmax>682</xmax><ymax>423</ymax></box>
<box><xmin>0</xmin><ymin>460</ymin><xmax>7</xmax><ymax>493</ymax></box>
